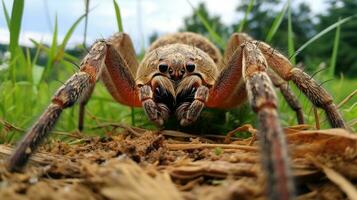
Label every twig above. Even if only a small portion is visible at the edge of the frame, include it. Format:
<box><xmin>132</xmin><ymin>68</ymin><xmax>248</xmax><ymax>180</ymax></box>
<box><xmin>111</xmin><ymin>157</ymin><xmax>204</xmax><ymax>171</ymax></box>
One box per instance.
<box><xmin>160</xmin><ymin>130</ymin><xmax>215</xmax><ymax>143</ymax></box>
<box><xmin>0</xmin><ymin>118</ymin><xmax>82</xmax><ymax>139</ymax></box>
<box><xmin>318</xmin><ymin>89</ymin><xmax>357</xmax><ymax>125</ymax></box>
<box><xmin>86</xmin><ymin>110</ymin><xmax>111</xmax><ymax>134</ymax></box>
<box><xmin>347</xmin><ymin>118</ymin><xmax>357</xmax><ymax>127</ymax></box>
<box><xmin>313</xmin><ymin>107</ymin><xmax>320</xmax><ymax>130</ymax></box>
<box><xmin>0</xmin><ymin>144</ymin><xmax>70</xmax><ymax>165</ymax></box>
<box><xmin>224</xmin><ymin>124</ymin><xmax>257</xmax><ymax>144</ymax></box>
<box><xmin>338</xmin><ymin>89</ymin><xmax>357</xmax><ymax>108</ymax></box>
<box><xmin>89</xmin><ymin>122</ymin><xmax>143</xmax><ymax>137</ymax></box>
<box><xmin>166</xmin><ymin>143</ymin><xmax>258</xmax><ymax>152</ymax></box>
<box><xmin>202</xmin><ymin>134</ymin><xmax>241</xmax><ymax>141</ymax></box>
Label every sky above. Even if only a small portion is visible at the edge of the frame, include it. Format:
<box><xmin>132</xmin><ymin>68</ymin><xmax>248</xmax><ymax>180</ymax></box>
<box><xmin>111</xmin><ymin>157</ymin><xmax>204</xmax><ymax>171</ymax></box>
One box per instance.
<box><xmin>0</xmin><ymin>0</ymin><xmax>328</xmax><ymax>52</ymax></box>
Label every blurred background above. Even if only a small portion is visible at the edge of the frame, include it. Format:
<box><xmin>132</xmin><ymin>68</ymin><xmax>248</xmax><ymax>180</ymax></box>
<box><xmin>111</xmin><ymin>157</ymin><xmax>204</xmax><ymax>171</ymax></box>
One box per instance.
<box><xmin>0</xmin><ymin>0</ymin><xmax>356</xmax><ymax>143</ymax></box>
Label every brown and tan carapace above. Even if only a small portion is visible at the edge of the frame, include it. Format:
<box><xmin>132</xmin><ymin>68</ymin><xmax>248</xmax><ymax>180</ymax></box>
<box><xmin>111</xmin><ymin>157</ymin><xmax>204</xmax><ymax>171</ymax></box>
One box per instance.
<box><xmin>7</xmin><ymin>32</ymin><xmax>347</xmax><ymax>200</ymax></box>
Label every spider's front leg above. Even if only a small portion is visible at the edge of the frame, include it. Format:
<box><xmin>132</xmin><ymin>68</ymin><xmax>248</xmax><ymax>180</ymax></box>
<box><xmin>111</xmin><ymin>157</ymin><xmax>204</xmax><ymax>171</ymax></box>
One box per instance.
<box><xmin>207</xmin><ymin>41</ymin><xmax>295</xmax><ymax>200</ymax></box>
<box><xmin>220</xmin><ymin>33</ymin><xmax>304</xmax><ymax>124</ymax></box>
<box><xmin>242</xmin><ymin>43</ymin><xmax>295</xmax><ymax>200</ymax></box>
<box><xmin>175</xmin><ymin>76</ymin><xmax>210</xmax><ymax>126</ymax></box>
<box><xmin>7</xmin><ymin>35</ymin><xmax>140</xmax><ymax>171</ymax></box>
<box><xmin>256</xmin><ymin>40</ymin><xmax>346</xmax><ymax>128</ymax></box>
<box><xmin>139</xmin><ymin>75</ymin><xmax>175</xmax><ymax>126</ymax></box>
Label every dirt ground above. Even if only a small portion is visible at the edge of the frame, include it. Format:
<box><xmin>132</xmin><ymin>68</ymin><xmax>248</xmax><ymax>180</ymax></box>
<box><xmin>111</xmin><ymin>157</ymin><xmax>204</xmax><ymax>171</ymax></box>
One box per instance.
<box><xmin>0</xmin><ymin>125</ymin><xmax>356</xmax><ymax>200</ymax></box>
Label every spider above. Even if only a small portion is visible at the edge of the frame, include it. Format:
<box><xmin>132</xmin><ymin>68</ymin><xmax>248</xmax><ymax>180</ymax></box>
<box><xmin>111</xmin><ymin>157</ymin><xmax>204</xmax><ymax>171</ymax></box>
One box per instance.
<box><xmin>7</xmin><ymin>32</ymin><xmax>346</xmax><ymax>200</ymax></box>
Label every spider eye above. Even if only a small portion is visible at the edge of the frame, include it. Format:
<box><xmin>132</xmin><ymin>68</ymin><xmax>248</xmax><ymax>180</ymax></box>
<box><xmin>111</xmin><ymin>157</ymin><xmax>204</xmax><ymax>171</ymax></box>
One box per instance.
<box><xmin>180</xmin><ymin>68</ymin><xmax>185</xmax><ymax>74</ymax></box>
<box><xmin>159</xmin><ymin>63</ymin><xmax>168</xmax><ymax>73</ymax></box>
<box><xmin>186</xmin><ymin>62</ymin><xmax>195</xmax><ymax>72</ymax></box>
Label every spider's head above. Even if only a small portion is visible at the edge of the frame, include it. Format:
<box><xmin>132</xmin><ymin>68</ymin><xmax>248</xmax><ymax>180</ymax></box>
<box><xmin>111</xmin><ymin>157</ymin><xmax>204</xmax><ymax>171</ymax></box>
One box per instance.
<box><xmin>156</xmin><ymin>56</ymin><xmax>194</xmax><ymax>82</ymax></box>
<box><xmin>136</xmin><ymin>43</ymin><xmax>218</xmax><ymax>86</ymax></box>
<box><xmin>136</xmin><ymin>43</ymin><xmax>218</xmax><ymax>126</ymax></box>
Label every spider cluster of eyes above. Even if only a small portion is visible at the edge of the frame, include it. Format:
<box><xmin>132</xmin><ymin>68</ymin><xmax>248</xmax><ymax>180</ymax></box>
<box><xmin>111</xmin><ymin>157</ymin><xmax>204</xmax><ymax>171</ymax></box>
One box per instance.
<box><xmin>155</xmin><ymin>60</ymin><xmax>198</xmax><ymax>96</ymax></box>
<box><xmin>157</xmin><ymin>61</ymin><xmax>196</xmax><ymax>80</ymax></box>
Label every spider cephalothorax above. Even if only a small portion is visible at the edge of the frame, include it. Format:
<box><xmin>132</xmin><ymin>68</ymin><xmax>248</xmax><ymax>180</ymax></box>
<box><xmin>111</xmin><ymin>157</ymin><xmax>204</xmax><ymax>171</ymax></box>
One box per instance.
<box><xmin>137</xmin><ymin>42</ymin><xmax>219</xmax><ymax>126</ymax></box>
<box><xmin>8</xmin><ymin>31</ymin><xmax>347</xmax><ymax>200</ymax></box>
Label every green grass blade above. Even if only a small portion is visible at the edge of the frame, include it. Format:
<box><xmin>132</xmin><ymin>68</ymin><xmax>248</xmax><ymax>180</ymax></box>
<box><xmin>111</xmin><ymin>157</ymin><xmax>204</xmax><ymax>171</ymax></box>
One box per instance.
<box><xmin>42</xmin><ymin>14</ymin><xmax>58</xmax><ymax>81</ymax></box>
<box><xmin>31</xmin><ymin>43</ymin><xmax>41</xmax><ymax>67</ymax></box>
<box><xmin>187</xmin><ymin>0</ymin><xmax>225</xmax><ymax>48</ymax></box>
<box><xmin>8</xmin><ymin>0</ymin><xmax>25</xmax><ymax>82</ymax></box>
<box><xmin>9</xmin><ymin>0</ymin><xmax>24</xmax><ymax>53</ymax></box>
<box><xmin>265</xmin><ymin>0</ymin><xmax>289</xmax><ymax>42</ymax></box>
<box><xmin>50</xmin><ymin>15</ymin><xmax>58</xmax><ymax>57</ymax></box>
<box><xmin>83</xmin><ymin>0</ymin><xmax>90</xmax><ymax>46</ymax></box>
<box><xmin>60</xmin><ymin>14</ymin><xmax>85</xmax><ymax>50</ymax></box>
<box><xmin>31</xmin><ymin>44</ymin><xmax>41</xmax><ymax>85</ymax></box>
<box><xmin>329</xmin><ymin>18</ymin><xmax>341</xmax><ymax>78</ymax></box>
<box><xmin>131</xmin><ymin>107</ymin><xmax>135</xmax><ymax>126</ymax></box>
<box><xmin>291</xmin><ymin>14</ymin><xmax>356</xmax><ymax>60</ymax></box>
<box><xmin>30</xmin><ymin>39</ymin><xmax>79</xmax><ymax>63</ymax></box>
<box><xmin>287</xmin><ymin>0</ymin><xmax>295</xmax><ymax>65</ymax></box>
<box><xmin>113</xmin><ymin>0</ymin><xmax>124</xmax><ymax>32</ymax></box>
<box><xmin>113</xmin><ymin>0</ymin><xmax>134</xmax><ymax>124</ymax></box>
<box><xmin>1</xmin><ymin>0</ymin><xmax>10</xmax><ymax>29</ymax></box>
<box><xmin>25</xmin><ymin>48</ymin><xmax>32</xmax><ymax>81</ymax></box>
<box><xmin>56</xmin><ymin>13</ymin><xmax>85</xmax><ymax>64</ymax></box>
<box><xmin>237</xmin><ymin>0</ymin><xmax>255</xmax><ymax>33</ymax></box>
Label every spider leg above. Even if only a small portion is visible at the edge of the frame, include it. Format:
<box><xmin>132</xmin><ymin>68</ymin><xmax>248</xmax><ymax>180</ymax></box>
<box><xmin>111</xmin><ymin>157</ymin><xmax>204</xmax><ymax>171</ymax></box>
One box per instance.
<box><xmin>78</xmin><ymin>33</ymin><xmax>139</xmax><ymax>130</ymax></box>
<box><xmin>268</xmin><ymin>70</ymin><xmax>304</xmax><ymax>124</ymax></box>
<box><xmin>8</xmin><ymin>38</ymin><xmax>140</xmax><ymax>171</ymax></box>
<box><xmin>175</xmin><ymin>76</ymin><xmax>209</xmax><ymax>126</ymax></box>
<box><xmin>257</xmin><ymin>40</ymin><xmax>346</xmax><ymax>128</ymax></box>
<box><xmin>217</xmin><ymin>33</ymin><xmax>305</xmax><ymax>124</ymax></box>
<box><xmin>208</xmin><ymin>40</ymin><xmax>295</xmax><ymax>200</ymax></box>
<box><xmin>206</xmin><ymin>39</ymin><xmax>244</xmax><ymax>108</ymax></box>
<box><xmin>242</xmin><ymin>42</ymin><xmax>295</xmax><ymax>200</ymax></box>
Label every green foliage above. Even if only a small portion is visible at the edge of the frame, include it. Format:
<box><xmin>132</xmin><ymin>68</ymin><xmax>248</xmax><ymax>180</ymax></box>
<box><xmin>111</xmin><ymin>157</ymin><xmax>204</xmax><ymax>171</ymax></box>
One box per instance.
<box><xmin>179</xmin><ymin>0</ymin><xmax>357</xmax><ymax>131</ymax></box>
<box><xmin>291</xmin><ymin>15</ymin><xmax>355</xmax><ymax>60</ymax></box>
<box><xmin>113</xmin><ymin>0</ymin><xmax>124</xmax><ymax>32</ymax></box>
<box><xmin>112</xmin><ymin>0</ymin><xmax>138</xmax><ymax>126</ymax></box>
<box><xmin>265</xmin><ymin>0</ymin><xmax>289</xmax><ymax>42</ymax></box>
<box><xmin>214</xmin><ymin>147</ymin><xmax>222</xmax><ymax>156</ymax></box>
<box><xmin>8</xmin><ymin>0</ymin><xmax>24</xmax><ymax>59</ymax></box>
<box><xmin>287</xmin><ymin>0</ymin><xmax>295</xmax><ymax>65</ymax></box>
<box><xmin>7</xmin><ymin>0</ymin><xmax>26</xmax><ymax>82</ymax></box>
<box><xmin>180</xmin><ymin>0</ymin><xmax>357</xmax><ymax>78</ymax></box>
<box><xmin>30</xmin><ymin>14</ymin><xmax>85</xmax><ymax>82</ymax></box>
<box><xmin>314</xmin><ymin>0</ymin><xmax>357</xmax><ymax>76</ymax></box>
<box><xmin>1</xmin><ymin>0</ymin><xmax>10</xmax><ymax>28</ymax></box>
<box><xmin>0</xmin><ymin>1</ymin><xmax>100</xmax><ymax>143</ymax></box>
<box><xmin>329</xmin><ymin>18</ymin><xmax>341</xmax><ymax>78</ymax></box>
<box><xmin>237</xmin><ymin>0</ymin><xmax>255</xmax><ymax>33</ymax></box>
<box><xmin>181</xmin><ymin>2</ymin><xmax>228</xmax><ymax>48</ymax></box>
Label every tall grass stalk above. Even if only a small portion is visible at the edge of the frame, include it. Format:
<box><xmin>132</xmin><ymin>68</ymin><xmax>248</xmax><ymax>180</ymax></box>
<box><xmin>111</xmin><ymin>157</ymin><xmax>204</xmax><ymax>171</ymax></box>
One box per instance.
<box><xmin>329</xmin><ymin>18</ymin><xmax>341</xmax><ymax>78</ymax></box>
<box><xmin>1</xmin><ymin>0</ymin><xmax>10</xmax><ymax>28</ymax></box>
<box><xmin>237</xmin><ymin>0</ymin><xmax>255</xmax><ymax>33</ymax></box>
<box><xmin>40</xmin><ymin>14</ymin><xmax>85</xmax><ymax>82</ymax></box>
<box><xmin>83</xmin><ymin>0</ymin><xmax>90</xmax><ymax>47</ymax></box>
<box><xmin>187</xmin><ymin>0</ymin><xmax>225</xmax><ymax>48</ymax></box>
<box><xmin>287</xmin><ymin>0</ymin><xmax>295</xmax><ymax>65</ymax></box>
<box><xmin>8</xmin><ymin>0</ymin><xmax>25</xmax><ymax>83</ymax></box>
<box><xmin>113</xmin><ymin>0</ymin><xmax>124</xmax><ymax>32</ymax></box>
<box><xmin>113</xmin><ymin>0</ymin><xmax>137</xmax><ymax>125</ymax></box>
<box><xmin>291</xmin><ymin>14</ymin><xmax>356</xmax><ymax>60</ymax></box>
<box><xmin>265</xmin><ymin>0</ymin><xmax>289</xmax><ymax>42</ymax></box>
